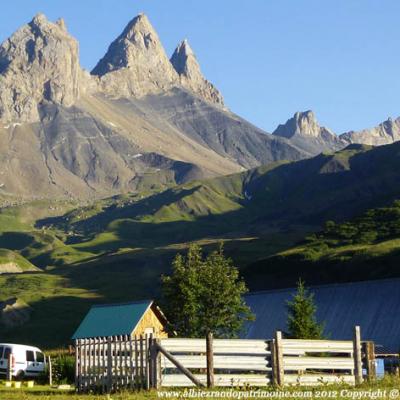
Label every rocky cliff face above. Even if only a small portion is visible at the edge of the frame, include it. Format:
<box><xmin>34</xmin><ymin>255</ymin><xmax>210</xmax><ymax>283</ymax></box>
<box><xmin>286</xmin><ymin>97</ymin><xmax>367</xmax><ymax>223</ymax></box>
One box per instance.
<box><xmin>273</xmin><ymin>110</ymin><xmax>335</xmax><ymax>139</ymax></box>
<box><xmin>0</xmin><ymin>14</ymin><xmax>84</xmax><ymax>123</ymax></box>
<box><xmin>170</xmin><ymin>39</ymin><xmax>224</xmax><ymax>107</ymax></box>
<box><xmin>92</xmin><ymin>14</ymin><xmax>179</xmax><ymax>98</ymax></box>
<box><xmin>340</xmin><ymin>117</ymin><xmax>400</xmax><ymax>146</ymax></box>
<box><xmin>272</xmin><ymin>111</ymin><xmax>345</xmax><ymax>154</ymax></box>
<box><xmin>273</xmin><ymin>111</ymin><xmax>400</xmax><ymax>152</ymax></box>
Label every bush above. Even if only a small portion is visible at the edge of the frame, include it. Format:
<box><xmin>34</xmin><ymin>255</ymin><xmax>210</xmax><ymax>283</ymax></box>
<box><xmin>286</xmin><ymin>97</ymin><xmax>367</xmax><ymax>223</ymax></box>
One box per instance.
<box><xmin>51</xmin><ymin>354</ymin><xmax>75</xmax><ymax>384</ymax></box>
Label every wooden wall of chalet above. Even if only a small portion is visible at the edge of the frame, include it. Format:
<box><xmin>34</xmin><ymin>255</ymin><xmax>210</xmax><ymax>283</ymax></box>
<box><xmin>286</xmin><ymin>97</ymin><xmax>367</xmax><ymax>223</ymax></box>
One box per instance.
<box><xmin>133</xmin><ymin>305</ymin><xmax>168</xmax><ymax>338</ymax></box>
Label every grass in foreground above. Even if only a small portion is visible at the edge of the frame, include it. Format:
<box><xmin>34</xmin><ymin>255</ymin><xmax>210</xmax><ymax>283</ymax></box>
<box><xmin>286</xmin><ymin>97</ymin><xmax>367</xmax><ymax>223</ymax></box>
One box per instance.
<box><xmin>1</xmin><ymin>376</ymin><xmax>400</xmax><ymax>399</ymax></box>
<box><xmin>0</xmin><ymin>375</ymin><xmax>400</xmax><ymax>400</ymax></box>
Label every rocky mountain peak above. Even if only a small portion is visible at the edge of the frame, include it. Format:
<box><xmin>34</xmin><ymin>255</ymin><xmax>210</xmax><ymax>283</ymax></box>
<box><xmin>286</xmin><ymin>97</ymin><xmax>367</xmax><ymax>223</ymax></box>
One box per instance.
<box><xmin>273</xmin><ymin>110</ymin><xmax>334</xmax><ymax>139</ymax></box>
<box><xmin>31</xmin><ymin>13</ymin><xmax>47</xmax><ymax>25</ymax></box>
<box><xmin>120</xmin><ymin>13</ymin><xmax>155</xmax><ymax>44</ymax></box>
<box><xmin>171</xmin><ymin>39</ymin><xmax>196</xmax><ymax>75</ymax></box>
<box><xmin>55</xmin><ymin>18</ymin><xmax>67</xmax><ymax>31</ymax></box>
<box><xmin>91</xmin><ymin>13</ymin><xmax>179</xmax><ymax>98</ymax></box>
<box><xmin>170</xmin><ymin>39</ymin><xmax>224</xmax><ymax>107</ymax></box>
<box><xmin>0</xmin><ymin>14</ymin><xmax>83</xmax><ymax>123</ymax></box>
<box><xmin>340</xmin><ymin>116</ymin><xmax>400</xmax><ymax>146</ymax></box>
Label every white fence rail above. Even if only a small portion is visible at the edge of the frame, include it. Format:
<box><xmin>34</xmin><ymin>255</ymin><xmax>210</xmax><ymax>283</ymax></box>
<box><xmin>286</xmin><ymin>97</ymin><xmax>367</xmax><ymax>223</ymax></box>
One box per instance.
<box><xmin>272</xmin><ymin>328</ymin><xmax>363</xmax><ymax>386</ymax></box>
<box><xmin>159</xmin><ymin>338</ymin><xmax>272</xmax><ymax>387</ymax></box>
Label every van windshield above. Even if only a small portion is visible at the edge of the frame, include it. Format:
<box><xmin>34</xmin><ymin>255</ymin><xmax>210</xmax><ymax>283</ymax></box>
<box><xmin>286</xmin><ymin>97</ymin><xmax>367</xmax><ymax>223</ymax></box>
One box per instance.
<box><xmin>0</xmin><ymin>346</ymin><xmax>3</xmax><ymax>359</ymax></box>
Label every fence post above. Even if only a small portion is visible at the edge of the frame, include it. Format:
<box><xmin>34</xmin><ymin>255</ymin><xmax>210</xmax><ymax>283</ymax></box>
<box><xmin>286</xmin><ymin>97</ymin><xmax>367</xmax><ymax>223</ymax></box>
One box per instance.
<box><xmin>275</xmin><ymin>331</ymin><xmax>284</xmax><ymax>386</ymax></box>
<box><xmin>6</xmin><ymin>353</ymin><xmax>13</xmax><ymax>382</ymax></box>
<box><xmin>88</xmin><ymin>338</ymin><xmax>93</xmax><ymax>390</ymax></box>
<box><xmin>107</xmin><ymin>337</ymin><xmax>113</xmax><ymax>393</ymax></box>
<box><xmin>149</xmin><ymin>335</ymin><xmax>161</xmax><ymax>389</ymax></box>
<box><xmin>353</xmin><ymin>326</ymin><xmax>363</xmax><ymax>385</ymax></box>
<box><xmin>75</xmin><ymin>340</ymin><xmax>79</xmax><ymax>391</ymax></box>
<box><xmin>145</xmin><ymin>335</ymin><xmax>150</xmax><ymax>390</ymax></box>
<box><xmin>82</xmin><ymin>339</ymin><xmax>87</xmax><ymax>392</ymax></box>
<box><xmin>97</xmin><ymin>337</ymin><xmax>101</xmax><ymax>389</ymax></box>
<box><xmin>270</xmin><ymin>339</ymin><xmax>277</xmax><ymax>385</ymax></box>
<box><xmin>156</xmin><ymin>339</ymin><xmax>162</xmax><ymax>389</ymax></box>
<box><xmin>139</xmin><ymin>335</ymin><xmax>144</xmax><ymax>387</ymax></box>
<box><xmin>206</xmin><ymin>332</ymin><xmax>214</xmax><ymax>388</ymax></box>
<box><xmin>48</xmin><ymin>355</ymin><xmax>53</xmax><ymax>386</ymax></box>
<box><xmin>129</xmin><ymin>335</ymin><xmax>134</xmax><ymax>390</ymax></box>
<box><xmin>148</xmin><ymin>334</ymin><xmax>154</xmax><ymax>388</ymax></box>
<box><xmin>363</xmin><ymin>341</ymin><xmax>376</xmax><ymax>381</ymax></box>
<box><xmin>102</xmin><ymin>337</ymin><xmax>107</xmax><ymax>393</ymax></box>
<box><xmin>134</xmin><ymin>336</ymin><xmax>139</xmax><ymax>387</ymax></box>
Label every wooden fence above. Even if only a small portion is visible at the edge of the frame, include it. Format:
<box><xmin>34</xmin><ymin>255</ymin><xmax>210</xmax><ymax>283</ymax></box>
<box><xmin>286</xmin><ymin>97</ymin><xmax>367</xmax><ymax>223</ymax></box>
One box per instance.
<box><xmin>158</xmin><ymin>337</ymin><xmax>272</xmax><ymax>387</ymax></box>
<box><xmin>75</xmin><ymin>326</ymin><xmax>374</xmax><ymax>392</ymax></box>
<box><xmin>273</xmin><ymin>330</ymin><xmax>360</xmax><ymax>386</ymax></box>
<box><xmin>75</xmin><ymin>335</ymin><xmax>149</xmax><ymax>393</ymax></box>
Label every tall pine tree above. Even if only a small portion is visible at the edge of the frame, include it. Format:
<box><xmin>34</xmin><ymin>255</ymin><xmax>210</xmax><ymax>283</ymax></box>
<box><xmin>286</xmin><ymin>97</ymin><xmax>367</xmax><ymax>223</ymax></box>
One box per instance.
<box><xmin>286</xmin><ymin>279</ymin><xmax>324</xmax><ymax>339</ymax></box>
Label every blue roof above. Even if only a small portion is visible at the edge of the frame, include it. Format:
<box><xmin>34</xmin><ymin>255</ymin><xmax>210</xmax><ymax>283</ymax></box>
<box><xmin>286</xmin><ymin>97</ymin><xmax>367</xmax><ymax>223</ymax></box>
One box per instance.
<box><xmin>243</xmin><ymin>278</ymin><xmax>400</xmax><ymax>354</ymax></box>
<box><xmin>72</xmin><ymin>300</ymin><xmax>153</xmax><ymax>339</ymax></box>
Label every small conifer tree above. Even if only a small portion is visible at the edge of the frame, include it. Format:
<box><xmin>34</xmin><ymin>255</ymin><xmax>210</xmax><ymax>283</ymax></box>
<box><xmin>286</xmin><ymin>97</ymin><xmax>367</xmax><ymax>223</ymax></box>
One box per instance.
<box><xmin>286</xmin><ymin>279</ymin><xmax>324</xmax><ymax>339</ymax></box>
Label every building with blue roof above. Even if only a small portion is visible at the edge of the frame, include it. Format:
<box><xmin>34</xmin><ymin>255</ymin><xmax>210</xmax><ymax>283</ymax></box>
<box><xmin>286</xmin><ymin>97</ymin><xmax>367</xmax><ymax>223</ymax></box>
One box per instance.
<box><xmin>72</xmin><ymin>300</ymin><xmax>168</xmax><ymax>340</ymax></box>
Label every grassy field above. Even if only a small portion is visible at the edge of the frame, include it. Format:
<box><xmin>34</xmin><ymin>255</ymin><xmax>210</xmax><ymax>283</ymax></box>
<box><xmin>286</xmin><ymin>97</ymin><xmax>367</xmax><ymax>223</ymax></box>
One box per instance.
<box><xmin>1</xmin><ymin>376</ymin><xmax>400</xmax><ymax>399</ymax></box>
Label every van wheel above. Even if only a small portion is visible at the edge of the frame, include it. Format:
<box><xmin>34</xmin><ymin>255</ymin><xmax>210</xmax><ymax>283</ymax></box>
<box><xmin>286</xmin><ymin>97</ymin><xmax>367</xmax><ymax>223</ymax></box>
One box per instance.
<box><xmin>16</xmin><ymin>370</ymin><xmax>25</xmax><ymax>380</ymax></box>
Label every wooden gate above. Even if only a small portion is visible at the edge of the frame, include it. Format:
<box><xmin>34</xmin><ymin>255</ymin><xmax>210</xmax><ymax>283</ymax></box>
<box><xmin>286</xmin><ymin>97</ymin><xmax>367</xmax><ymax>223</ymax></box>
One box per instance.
<box><xmin>75</xmin><ymin>335</ymin><xmax>149</xmax><ymax>393</ymax></box>
<box><xmin>273</xmin><ymin>331</ymin><xmax>360</xmax><ymax>386</ymax></box>
<box><xmin>158</xmin><ymin>338</ymin><xmax>273</xmax><ymax>387</ymax></box>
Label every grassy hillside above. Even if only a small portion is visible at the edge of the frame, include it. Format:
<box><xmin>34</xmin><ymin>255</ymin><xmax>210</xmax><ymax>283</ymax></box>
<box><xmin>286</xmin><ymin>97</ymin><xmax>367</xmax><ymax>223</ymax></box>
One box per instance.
<box><xmin>0</xmin><ymin>249</ymin><xmax>38</xmax><ymax>272</ymax></box>
<box><xmin>2</xmin><ymin>143</ymin><xmax>400</xmax><ymax>348</ymax></box>
<box><xmin>243</xmin><ymin>200</ymin><xmax>400</xmax><ymax>290</ymax></box>
<box><xmin>47</xmin><ymin>143</ymin><xmax>400</xmax><ymax>241</ymax></box>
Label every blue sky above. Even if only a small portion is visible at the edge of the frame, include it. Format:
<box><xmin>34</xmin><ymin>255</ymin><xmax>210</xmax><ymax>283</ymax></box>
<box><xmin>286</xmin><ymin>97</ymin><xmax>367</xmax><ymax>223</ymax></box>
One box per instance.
<box><xmin>1</xmin><ymin>0</ymin><xmax>399</xmax><ymax>133</ymax></box>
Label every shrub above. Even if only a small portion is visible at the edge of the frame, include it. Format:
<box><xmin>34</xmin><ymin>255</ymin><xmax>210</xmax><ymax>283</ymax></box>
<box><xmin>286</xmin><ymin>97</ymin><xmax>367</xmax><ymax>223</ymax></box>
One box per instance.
<box><xmin>51</xmin><ymin>354</ymin><xmax>75</xmax><ymax>384</ymax></box>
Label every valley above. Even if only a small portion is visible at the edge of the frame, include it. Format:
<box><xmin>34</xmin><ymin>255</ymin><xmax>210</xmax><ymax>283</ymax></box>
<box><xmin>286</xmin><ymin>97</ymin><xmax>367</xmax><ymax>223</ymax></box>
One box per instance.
<box><xmin>1</xmin><ymin>142</ymin><xmax>400</xmax><ymax>347</ymax></box>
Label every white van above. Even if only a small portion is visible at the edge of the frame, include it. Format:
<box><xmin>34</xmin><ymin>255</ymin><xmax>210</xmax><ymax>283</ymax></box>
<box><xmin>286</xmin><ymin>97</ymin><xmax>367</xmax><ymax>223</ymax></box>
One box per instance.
<box><xmin>0</xmin><ymin>344</ymin><xmax>46</xmax><ymax>378</ymax></box>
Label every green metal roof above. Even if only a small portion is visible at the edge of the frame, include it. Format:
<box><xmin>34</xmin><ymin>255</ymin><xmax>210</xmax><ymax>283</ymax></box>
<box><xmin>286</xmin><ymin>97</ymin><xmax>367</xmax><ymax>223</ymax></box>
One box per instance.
<box><xmin>72</xmin><ymin>300</ymin><xmax>153</xmax><ymax>339</ymax></box>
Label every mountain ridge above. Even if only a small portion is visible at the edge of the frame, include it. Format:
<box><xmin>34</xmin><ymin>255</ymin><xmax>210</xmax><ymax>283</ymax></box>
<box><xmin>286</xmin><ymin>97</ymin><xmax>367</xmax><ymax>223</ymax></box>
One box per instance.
<box><xmin>0</xmin><ymin>13</ymin><xmax>307</xmax><ymax>200</ymax></box>
<box><xmin>0</xmin><ymin>13</ymin><xmax>399</xmax><ymax>201</ymax></box>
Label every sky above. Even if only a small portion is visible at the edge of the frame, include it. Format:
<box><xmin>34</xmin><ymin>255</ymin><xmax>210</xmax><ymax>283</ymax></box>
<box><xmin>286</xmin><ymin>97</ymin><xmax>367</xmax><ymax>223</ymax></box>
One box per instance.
<box><xmin>1</xmin><ymin>0</ymin><xmax>399</xmax><ymax>133</ymax></box>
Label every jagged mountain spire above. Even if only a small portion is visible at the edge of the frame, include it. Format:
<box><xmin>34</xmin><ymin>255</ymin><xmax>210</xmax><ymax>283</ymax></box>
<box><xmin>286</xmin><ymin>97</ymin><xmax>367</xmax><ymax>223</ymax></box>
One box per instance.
<box><xmin>273</xmin><ymin>111</ymin><xmax>335</xmax><ymax>139</ymax></box>
<box><xmin>170</xmin><ymin>39</ymin><xmax>224</xmax><ymax>106</ymax></box>
<box><xmin>92</xmin><ymin>13</ymin><xmax>179</xmax><ymax>98</ymax></box>
<box><xmin>170</xmin><ymin>39</ymin><xmax>198</xmax><ymax>76</ymax></box>
<box><xmin>0</xmin><ymin>13</ymin><xmax>83</xmax><ymax>123</ymax></box>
